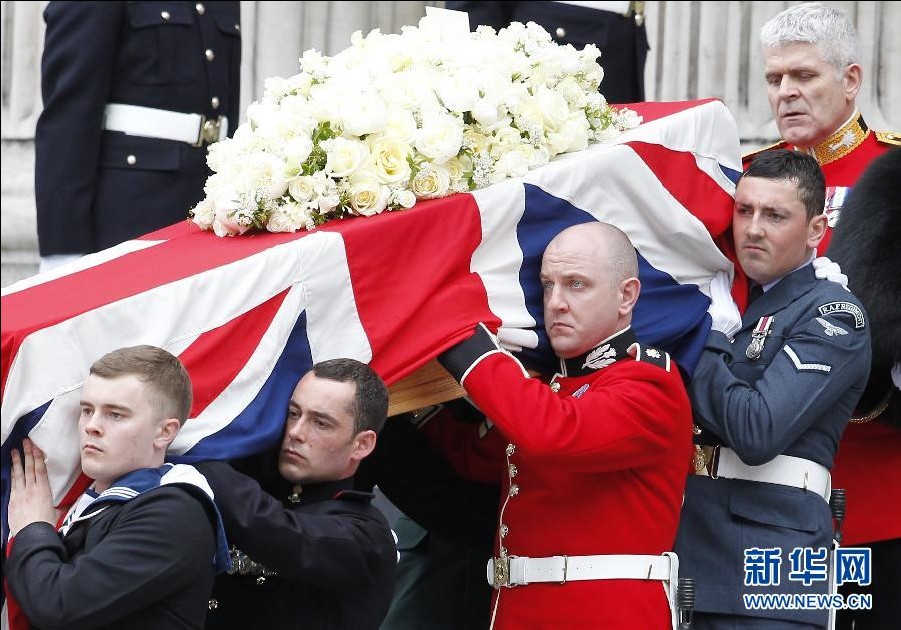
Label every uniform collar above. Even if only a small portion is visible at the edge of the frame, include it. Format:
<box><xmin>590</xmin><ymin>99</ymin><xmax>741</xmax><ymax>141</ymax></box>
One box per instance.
<box><xmin>806</xmin><ymin>110</ymin><xmax>869</xmax><ymax>166</ymax></box>
<box><xmin>557</xmin><ymin>326</ymin><xmax>637</xmax><ymax>378</ymax></box>
<box><xmin>743</xmin><ymin>264</ymin><xmax>817</xmax><ymax>325</ymax></box>
<box><xmin>286</xmin><ymin>476</ymin><xmax>354</xmax><ymax>506</ymax></box>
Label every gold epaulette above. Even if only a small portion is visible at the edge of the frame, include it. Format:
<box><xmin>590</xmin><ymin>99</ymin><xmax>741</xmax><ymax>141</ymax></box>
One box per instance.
<box><xmin>742</xmin><ymin>139</ymin><xmax>787</xmax><ymax>163</ymax></box>
<box><xmin>874</xmin><ymin>130</ymin><xmax>900</xmax><ymax>147</ymax></box>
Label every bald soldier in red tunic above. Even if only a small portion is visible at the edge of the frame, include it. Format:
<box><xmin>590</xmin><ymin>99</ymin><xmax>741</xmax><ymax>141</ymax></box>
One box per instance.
<box><xmin>435</xmin><ymin>223</ymin><xmax>693</xmax><ymax>629</ymax></box>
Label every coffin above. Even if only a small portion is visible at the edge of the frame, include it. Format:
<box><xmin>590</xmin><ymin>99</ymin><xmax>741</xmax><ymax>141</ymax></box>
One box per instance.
<box><xmin>1</xmin><ymin>98</ymin><xmax>742</xmax><ymax>519</ymax></box>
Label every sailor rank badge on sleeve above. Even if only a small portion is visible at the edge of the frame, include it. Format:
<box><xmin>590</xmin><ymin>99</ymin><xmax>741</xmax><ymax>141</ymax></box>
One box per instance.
<box><xmin>746</xmin><ymin>316</ymin><xmax>774</xmax><ymax>360</ymax></box>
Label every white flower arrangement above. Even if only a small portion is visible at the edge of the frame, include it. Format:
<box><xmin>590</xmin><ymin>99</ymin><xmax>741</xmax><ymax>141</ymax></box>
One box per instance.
<box><xmin>191</xmin><ymin>16</ymin><xmax>641</xmax><ymax>237</ymax></box>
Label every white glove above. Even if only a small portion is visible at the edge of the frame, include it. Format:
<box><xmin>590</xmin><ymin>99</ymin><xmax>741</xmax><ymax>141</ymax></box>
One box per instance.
<box><xmin>707</xmin><ymin>270</ymin><xmax>742</xmax><ymax>338</ymax></box>
<box><xmin>812</xmin><ymin>256</ymin><xmax>849</xmax><ymax>290</ymax></box>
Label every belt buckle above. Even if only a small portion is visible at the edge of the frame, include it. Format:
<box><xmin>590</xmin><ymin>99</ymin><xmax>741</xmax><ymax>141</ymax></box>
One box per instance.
<box><xmin>493</xmin><ymin>555</ymin><xmax>511</xmax><ymax>588</ymax></box>
<box><xmin>195</xmin><ymin>116</ymin><xmax>221</xmax><ymax>147</ymax></box>
<box><xmin>707</xmin><ymin>444</ymin><xmax>722</xmax><ymax>478</ymax></box>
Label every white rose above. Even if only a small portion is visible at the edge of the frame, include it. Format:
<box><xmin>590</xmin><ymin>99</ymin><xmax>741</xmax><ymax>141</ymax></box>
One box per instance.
<box><xmin>463</xmin><ymin>129</ymin><xmax>491</xmax><ymax>154</ymax></box>
<box><xmin>190</xmin><ymin>197</ymin><xmax>215</xmax><ymax>229</ymax></box>
<box><xmin>347</xmin><ymin>175</ymin><xmax>391</xmax><ymax>216</ymax></box>
<box><xmin>322</xmin><ymin>137</ymin><xmax>370</xmax><ymax>178</ymax></box>
<box><xmin>368</xmin><ymin>137</ymin><xmax>412</xmax><ymax>184</ymax></box>
<box><xmin>471</xmin><ymin>99</ymin><xmax>500</xmax><ymax>127</ymax></box>
<box><xmin>393</xmin><ymin>189</ymin><xmax>417</xmax><ymax>209</ymax></box>
<box><xmin>490</xmin><ymin>150</ymin><xmax>529</xmax><ymax>183</ymax></box>
<box><xmin>244</xmin><ymin>152</ymin><xmax>289</xmax><ymax>199</ymax></box>
<box><xmin>557</xmin><ymin>76</ymin><xmax>587</xmax><ymax>109</ymax></box>
<box><xmin>288</xmin><ymin>176</ymin><xmax>318</xmax><ymax>203</ymax></box>
<box><xmin>246</xmin><ymin>99</ymin><xmax>279</xmax><ymax>130</ymax></box>
<box><xmin>341</xmin><ymin>91</ymin><xmax>388</xmax><ymax>137</ymax></box>
<box><xmin>446</xmin><ymin>155</ymin><xmax>473</xmax><ymax>192</ymax></box>
<box><xmin>383</xmin><ymin>107</ymin><xmax>418</xmax><ymax>143</ymax></box>
<box><xmin>411</xmin><ymin>164</ymin><xmax>451</xmax><ymax>199</ymax></box>
<box><xmin>267</xmin><ymin>201</ymin><xmax>311</xmax><ymax>233</ymax></box>
<box><xmin>489</xmin><ymin>127</ymin><xmax>524</xmax><ymax>159</ymax></box>
<box><xmin>511</xmin><ymin>95</ymin><xmax>543</xmax><ymax>138</ymax></box>
<box><xmin>283</xmin><ymin>135</ymin><xmax>314</xmax><ymax>166</ymax></box>
<box><xmin>377</xmin><ymin>70</ymin><xmax>432</xmax><ymax>111</ymax></box>
<box><xmin>548</xmin><ymin>114</ymin><xmax>589</xmax><ymax>154</ymax></box>
<box><xmin>212</xmin><ymin>205</ymin><xmax>252</xmax><ymax>238</ymax></box>
<box><xmin>318</xmin><ymin>192</ymin><xmax>341</xmax><ymax>214</ymax></box>
<box><xmin>535</xmin><ymin>85</ymin><xmax>570</xmax><ymax>132</ymax></box>
<box><xmin>436</xmin><ymin>77</ymin><xmax>479</xmax><ymax>113</ymax></box>
<box><xmin>414</xmin><ymin>113</ymin><xmax>464</xmax><ymax>164</ymax></box>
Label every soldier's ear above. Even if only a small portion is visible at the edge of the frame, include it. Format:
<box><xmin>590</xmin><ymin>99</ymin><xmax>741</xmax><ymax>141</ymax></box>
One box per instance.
<box><xmin>155</xmin><ymin>417</ymin><xmax>181</xmax><ymax>450</ymax></box>
<box><xmin>618</xmin><ymin>277</ymin><xmax>641</xmax><ymax>317</ymax></box>
<box><xmin>807</xmin><ymin>213</ymin><xmax>828</xmax><ymax>250</ymax></box>
<box><xmin>350</xmin><ymin>430</ymin><xmax>377</xmax><ymax>462</ymax></box>
<box><xmin>842</xmin><ymin>63</ymin><xmax>862</xmax><ymax>103</ymax></box>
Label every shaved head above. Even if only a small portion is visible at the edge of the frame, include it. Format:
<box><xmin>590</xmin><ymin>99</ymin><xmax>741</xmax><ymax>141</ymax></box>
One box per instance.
<box><xmin>541</xmin><ymin>222</ymin><xmax>641</xmax><ymax>358</ymax></box>
<box><xmin>547</xmin><ymin>222</ymin><xmax>638</xmax><ymax>286</ymax></box>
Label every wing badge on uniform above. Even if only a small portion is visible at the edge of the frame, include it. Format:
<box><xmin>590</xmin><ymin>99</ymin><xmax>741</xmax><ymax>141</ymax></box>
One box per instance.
<box><xmin>816</xmin><ymin>317</ymin><xmax>848</xmax><ymax>337</ymax></box>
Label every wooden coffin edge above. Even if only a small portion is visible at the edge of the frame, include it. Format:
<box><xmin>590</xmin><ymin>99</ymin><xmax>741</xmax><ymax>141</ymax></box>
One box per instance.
<box><xmin>386</xmin><ymin>359</ymin><xmax>465</xmax><ymax>417</ymax></box>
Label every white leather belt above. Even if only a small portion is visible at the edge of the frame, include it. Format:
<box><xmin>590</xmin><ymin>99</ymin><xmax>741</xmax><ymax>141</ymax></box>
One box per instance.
<box><xmin>488</xmin><ymin>553</ymin><xmax>674</xmax><ymax>587</ymax></box>
<box><xmin>103</xmin><ymin>104</ymin><xmax>228</xmax><ymax>146</ymax></box>
<box><xmin>555</xmin><ymin>1</ymin><xmax>633</xmax><ymax>15</ymax></box>
<box><xmin>698</xmin><ymin>446</ymin><xmax>832</xmax><ymax>500</ymax></box>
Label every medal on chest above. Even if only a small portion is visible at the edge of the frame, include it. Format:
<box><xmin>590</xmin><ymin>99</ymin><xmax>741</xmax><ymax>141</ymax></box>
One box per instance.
<box><xmin>746</xmin><ymin>315</ymin><xmax>774</xmax><ymax>360</ymax></box>
<box><xmin>824</xmin><ymin>186</ymin><xmax>851</xmax><ymax>228</ymax></box>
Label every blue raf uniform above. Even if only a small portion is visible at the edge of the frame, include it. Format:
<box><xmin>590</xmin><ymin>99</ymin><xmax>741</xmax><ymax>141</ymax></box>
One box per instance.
<box><xmin>675</xmin><ymin>262</ymin><xmax>871</xmax><ymax>628</ymax></box>
<box><xmin>35</xmin><ymin>1</ymin><xmax>241</xmax><ymax>257</ymax></box>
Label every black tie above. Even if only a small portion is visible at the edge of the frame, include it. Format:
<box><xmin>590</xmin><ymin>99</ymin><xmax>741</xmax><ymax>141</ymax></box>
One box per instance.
<box><xmin>748</xmin><ymin>283</ymin><xmax>764</xmax><ymax>304</ymax></box>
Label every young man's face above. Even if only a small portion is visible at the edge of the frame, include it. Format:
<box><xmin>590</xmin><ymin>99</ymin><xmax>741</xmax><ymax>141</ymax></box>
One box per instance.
<box><xmin>278</xmin><ymin>373</ymin><xmax>369</xmax><ymax>485</ymax></box>
<box><xmin>763</xmin><ymin>42</ymin><xmax>859</xmax><ymax>149</ymax></box>
<box><xmin>79</xmin><ymin>374</ymin><xmax>171</xmax><ymax>493</ymax></box>
<box><xmin>732</xmin><ymin>176</ymin><xmax>825</xmax><ymax>285</ymax></box>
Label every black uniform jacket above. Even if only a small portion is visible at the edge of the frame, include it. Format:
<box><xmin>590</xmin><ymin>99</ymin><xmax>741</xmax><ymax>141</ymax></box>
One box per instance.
<box><xmin>6</xmin><ymin>486</ymin><xmax>218</xmax><ymax>630</ymax></box>
<box><xmin>36</xmin><ymin>1</ymin><xmax>241</xmax><ymax>255</ymax></box>
<box><xmin>198</xmin><ymin>458</ymin><xmax>397</xmax><ymax>630</ymax></box>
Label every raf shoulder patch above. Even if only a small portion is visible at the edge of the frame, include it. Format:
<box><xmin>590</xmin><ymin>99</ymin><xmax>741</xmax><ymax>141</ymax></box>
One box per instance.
<box><xmin>632</xmin><ymin>343</ymin><xmax>672</xmax><ymax>372</ymax></box>
<box><xmin>874</xmin><ymin>130</ymin><xmax>900</xmax><ymax>147</ymax></box>
<box><xmin>817</xmin><ymin>301</ymin><xmax>866</xmax><ymax>329</ymax></box>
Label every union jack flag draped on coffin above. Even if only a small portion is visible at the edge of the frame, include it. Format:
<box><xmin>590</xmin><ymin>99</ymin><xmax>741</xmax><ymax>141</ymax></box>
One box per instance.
<box><xmin>1</xmin><ymin>99</ymin><xmax>742</xmax><ymax>555</ymax></box>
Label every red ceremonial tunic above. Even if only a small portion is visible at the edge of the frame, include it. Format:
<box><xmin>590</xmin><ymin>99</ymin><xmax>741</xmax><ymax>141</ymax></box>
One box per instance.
<box><xmin>742</xmin><ymin>112</ymin><xmax>900</xmax><ymax>545</ymax></box>
<box><xmin>438</xmin><ymin>328</ymin><xmax>693</xmax><ymax>629</ymax></box>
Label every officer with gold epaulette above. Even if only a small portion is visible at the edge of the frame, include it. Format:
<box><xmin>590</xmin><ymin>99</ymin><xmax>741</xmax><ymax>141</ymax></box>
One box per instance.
<box><xmin>742</xmin><ymin>3</ymin><xmax>898</xmax><ymax>253</ymax></box>
<box><xmin>35</xmin><ymin>1</ymin><xmax>241</xmax><ymax>272</ymax></box>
